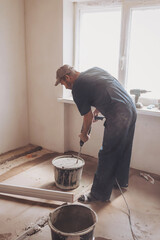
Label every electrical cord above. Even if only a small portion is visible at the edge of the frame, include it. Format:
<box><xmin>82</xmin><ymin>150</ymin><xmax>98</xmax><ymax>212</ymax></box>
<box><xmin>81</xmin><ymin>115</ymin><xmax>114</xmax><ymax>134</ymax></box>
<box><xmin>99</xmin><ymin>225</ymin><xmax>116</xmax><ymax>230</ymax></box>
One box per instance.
<box><xmin>115</xmin><ymin>179</ymin><xmax>139</xmax><ymax>240</ymax></box>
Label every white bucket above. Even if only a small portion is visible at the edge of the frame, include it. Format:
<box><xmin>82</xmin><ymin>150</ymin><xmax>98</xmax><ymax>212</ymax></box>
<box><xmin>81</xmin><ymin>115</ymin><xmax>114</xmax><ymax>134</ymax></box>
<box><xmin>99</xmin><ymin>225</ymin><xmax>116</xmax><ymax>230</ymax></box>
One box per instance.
<box><xmin>48</xmin><ymin>204</ymin><xmax>98</xmax><ymax>240</ymax></box>
<box><xmin>52</xmin><ymin>155</ymin><xmax>85</xmax><ymax>190</ymax></box>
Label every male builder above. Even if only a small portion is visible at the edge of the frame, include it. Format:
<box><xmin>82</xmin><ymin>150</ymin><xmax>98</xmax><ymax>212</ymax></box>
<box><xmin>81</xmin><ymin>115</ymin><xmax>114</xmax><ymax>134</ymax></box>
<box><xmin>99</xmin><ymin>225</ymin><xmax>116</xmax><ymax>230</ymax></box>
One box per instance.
<box><xmin>55</xmin><ymin>65</ymin><xmax>137</xmax><ymax>203</ymax></box>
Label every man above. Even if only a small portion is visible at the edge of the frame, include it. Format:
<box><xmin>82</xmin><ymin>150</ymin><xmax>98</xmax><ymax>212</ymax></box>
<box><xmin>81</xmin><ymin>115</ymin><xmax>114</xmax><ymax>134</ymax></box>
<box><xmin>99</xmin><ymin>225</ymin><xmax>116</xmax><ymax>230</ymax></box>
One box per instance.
<box><xmin>55</xmin><ymin>65</ymin><xmax>137</xmax><ymax>203</ymax></box>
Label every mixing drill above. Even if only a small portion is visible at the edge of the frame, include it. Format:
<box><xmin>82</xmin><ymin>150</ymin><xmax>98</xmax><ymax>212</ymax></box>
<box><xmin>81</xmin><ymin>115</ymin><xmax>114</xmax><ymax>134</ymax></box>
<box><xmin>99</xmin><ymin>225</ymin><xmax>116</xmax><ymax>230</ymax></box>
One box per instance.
<box><xmin>130</xmin><ymin>89</ymin><xmax>151</xmax><ymax>108</ymax></box>
<box><xmin>77</xmin><ymin>115</ymin><xmax>105</xmax><ymax>159</ymax></box>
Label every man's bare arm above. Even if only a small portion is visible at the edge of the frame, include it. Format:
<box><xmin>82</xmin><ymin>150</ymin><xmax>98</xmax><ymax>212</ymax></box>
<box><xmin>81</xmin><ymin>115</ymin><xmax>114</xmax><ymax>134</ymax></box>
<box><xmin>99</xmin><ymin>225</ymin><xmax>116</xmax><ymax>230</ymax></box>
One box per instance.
<box><xmin>79</xmin><ymin>110</ymin><xmax>93</xmax><ymax>143</ymax></box>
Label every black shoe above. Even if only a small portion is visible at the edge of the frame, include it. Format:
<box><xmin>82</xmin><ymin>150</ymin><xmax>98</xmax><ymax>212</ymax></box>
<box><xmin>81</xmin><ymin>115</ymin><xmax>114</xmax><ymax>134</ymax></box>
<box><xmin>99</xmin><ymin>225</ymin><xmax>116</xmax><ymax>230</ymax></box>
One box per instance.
<box><xmin>78</xmin><ymin>192</ymin><xmax>98</xmax><ymax>203</ymax></box>
<box><xmin>78</xmin><ymin>192</ymin><xmax>110</xmax><ymax>203</ymax></box>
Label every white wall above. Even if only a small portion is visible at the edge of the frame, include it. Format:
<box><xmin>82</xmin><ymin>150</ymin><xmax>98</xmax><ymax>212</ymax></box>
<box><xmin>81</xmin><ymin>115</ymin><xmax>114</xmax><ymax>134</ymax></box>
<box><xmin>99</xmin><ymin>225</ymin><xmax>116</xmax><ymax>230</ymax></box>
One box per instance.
<box><xmin>0</xmin><ymin>0</ymin><xmax>28</xmax><ymax>154</ymax></box>
<box><xmin>63</xmin><ymin>0</ymin><xmax>74</xmax><ymax>151</ymax></box>
<box><xmin>63</xmin><ymin>0</ymin><xmax>74</xmax><ymax>65</ymax></box>
<box><xmin>131</xmin><ymin>114</ymin><xmax>160</xmax><ymax>175</ymax></box>
<box><xmin>25</xmin><ymin>0</ymin><xmax>66</xmax><ymax>152</ymax></box>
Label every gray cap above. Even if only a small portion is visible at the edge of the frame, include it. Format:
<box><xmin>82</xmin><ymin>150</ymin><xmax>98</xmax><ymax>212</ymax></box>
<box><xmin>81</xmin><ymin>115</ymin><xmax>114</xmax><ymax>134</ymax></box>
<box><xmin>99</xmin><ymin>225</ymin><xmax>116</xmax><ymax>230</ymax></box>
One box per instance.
<box><xmin>55</xmin><ymin>65</ymin><xmax>74</xmax><ymax>86</ymax></box>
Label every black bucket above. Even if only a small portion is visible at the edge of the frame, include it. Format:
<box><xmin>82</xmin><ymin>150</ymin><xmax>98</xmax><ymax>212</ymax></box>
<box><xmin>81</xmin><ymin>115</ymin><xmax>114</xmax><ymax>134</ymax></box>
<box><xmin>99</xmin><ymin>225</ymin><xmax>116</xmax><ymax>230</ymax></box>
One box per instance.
<box><xmin>48</xmin><ymin>204</ymin><xmax>98</xmax><ymax>240</ymax></box>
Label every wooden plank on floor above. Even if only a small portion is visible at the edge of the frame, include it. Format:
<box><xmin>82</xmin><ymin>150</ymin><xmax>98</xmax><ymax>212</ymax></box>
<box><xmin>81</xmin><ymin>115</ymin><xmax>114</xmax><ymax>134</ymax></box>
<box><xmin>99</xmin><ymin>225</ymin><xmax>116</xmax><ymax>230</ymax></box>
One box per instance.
<box><xmin>0</xmin><ymin>183</ymin><xmax>74</xmax><ymax>203</ymax></box>
<box><xmin>0</xmin><ymin>152</ymin><xmax>61</xmax><ymax>182</ymax></box>
<box><xmin>0</xmin><ymin>144</ymin><xmax>42</xmax><ymax>164</ymax></box>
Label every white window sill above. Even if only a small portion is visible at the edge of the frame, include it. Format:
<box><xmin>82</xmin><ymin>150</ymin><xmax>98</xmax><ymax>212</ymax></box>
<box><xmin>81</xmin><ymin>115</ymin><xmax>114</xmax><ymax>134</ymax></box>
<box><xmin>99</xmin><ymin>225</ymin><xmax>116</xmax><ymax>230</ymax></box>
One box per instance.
<box><xmin>57</xmin><ymin>97</ymin><xmax>160</xmax><ymax>117</ymax></box>
<box><xmin>58</xmin><ymin>97</ymin><xmax>75</xmax><ymax>105</ymax></box>
<box><xmin>136</xmin><ymin>106</ymin><xmax>160</xmax><ymax>117</ymax></box>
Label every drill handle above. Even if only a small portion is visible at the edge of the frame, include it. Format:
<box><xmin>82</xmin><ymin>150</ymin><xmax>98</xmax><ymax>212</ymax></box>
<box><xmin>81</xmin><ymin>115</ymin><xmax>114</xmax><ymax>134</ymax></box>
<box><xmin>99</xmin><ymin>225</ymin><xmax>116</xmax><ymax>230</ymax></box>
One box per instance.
<box><xmin>135</xmin><ymin>94</ymin><xmax>139</xmax><ymax>103</ymax></box>
<box><xmin>80</xmin><ymin>116</ymin><xmax>104</xmax><ymax>146</ymax></box>
<box><xmin>94</xmin><ymin>116</ymin><xmax>105</xmax><ymax>120</ymax></box>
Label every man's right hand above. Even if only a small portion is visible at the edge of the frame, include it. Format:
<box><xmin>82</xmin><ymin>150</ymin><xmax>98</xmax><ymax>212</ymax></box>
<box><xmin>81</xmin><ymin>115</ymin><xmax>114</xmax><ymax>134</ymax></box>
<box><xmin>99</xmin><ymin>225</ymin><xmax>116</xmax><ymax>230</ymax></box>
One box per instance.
<box><xmin>93</xmin><ymin>109</ymin><xmax>100</xmax><ymax>122</ymax></box>
<box><xmin>79</xmin><ymin>133</ymin><xmax>90</xmax><ymax>143</ymax></box>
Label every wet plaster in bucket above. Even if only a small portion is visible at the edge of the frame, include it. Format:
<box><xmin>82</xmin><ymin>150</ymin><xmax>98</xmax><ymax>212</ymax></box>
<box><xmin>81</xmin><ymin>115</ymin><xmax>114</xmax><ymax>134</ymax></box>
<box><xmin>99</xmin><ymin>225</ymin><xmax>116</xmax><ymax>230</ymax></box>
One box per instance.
<box><xmin>52</xmin><ymin>156</ymin><xmax>85</xmax><ymax>190</ymax></box>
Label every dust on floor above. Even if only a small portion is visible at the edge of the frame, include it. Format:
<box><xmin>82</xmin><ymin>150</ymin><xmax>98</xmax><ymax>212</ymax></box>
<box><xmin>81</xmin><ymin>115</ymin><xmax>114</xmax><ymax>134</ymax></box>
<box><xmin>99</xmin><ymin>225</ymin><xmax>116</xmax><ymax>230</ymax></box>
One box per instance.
<box><xmin>0</xmin><ymin>144</ymin><xmax>160</xmax><ymax>240</ymax></box>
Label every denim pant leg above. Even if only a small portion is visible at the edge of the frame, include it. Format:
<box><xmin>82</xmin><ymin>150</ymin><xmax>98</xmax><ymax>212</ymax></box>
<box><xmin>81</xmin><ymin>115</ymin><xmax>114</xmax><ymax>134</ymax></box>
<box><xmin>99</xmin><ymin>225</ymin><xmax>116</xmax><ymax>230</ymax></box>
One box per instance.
<box><xmin>115</xmin><ymin>120</ymin><xmax>136</xmax><ymax>187</ymax></box>
<box><xmin>91</xmin><ymin>107</ymin><xmax>136</xmax><ymax>201</ymax></box>
<box><xmin>91</xmin><ymin>145</ymin><xmax>118</xmax><ymax>201</ymax></box>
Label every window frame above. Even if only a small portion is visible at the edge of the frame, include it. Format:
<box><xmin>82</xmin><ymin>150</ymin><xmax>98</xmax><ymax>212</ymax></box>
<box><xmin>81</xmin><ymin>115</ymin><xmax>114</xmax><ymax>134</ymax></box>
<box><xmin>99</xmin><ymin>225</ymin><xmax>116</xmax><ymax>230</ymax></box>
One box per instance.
<box><xmin>73</xmin><ymin>0</ymin><xmax>160</xmax><ymax>104</ymax></box>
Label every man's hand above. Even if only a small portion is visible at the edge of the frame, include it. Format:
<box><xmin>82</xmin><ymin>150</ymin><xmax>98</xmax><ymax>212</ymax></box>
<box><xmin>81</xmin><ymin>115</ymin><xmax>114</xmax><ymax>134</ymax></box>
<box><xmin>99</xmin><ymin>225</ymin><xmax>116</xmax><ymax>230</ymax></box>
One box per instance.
<box><xmin>93</xmin><ymin>109</ymin><xmax>100</xmax><ymax>122</ymax></box>
<box><xmin>79</xmin><ymin>133</ymin><xmax>90</xmax><ymax>143</ymax></box>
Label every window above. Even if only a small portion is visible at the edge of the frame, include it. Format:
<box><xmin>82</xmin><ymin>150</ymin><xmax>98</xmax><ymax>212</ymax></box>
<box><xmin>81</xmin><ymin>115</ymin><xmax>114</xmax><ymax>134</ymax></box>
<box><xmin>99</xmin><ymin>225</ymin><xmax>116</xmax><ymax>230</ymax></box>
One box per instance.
<box><xmin>71</xmin><ymin>0</ymin><xmax>160</xmax><ymax>105</ymax></box>
<box><xmin>127</xmin><ymin>7</ymin><xmax>160</xmax><ymax>98</ymax></box>
<box><xmin>79</xmin><ymin>9</ymin><xmax>121</xmax><ymax>78</ymax></box>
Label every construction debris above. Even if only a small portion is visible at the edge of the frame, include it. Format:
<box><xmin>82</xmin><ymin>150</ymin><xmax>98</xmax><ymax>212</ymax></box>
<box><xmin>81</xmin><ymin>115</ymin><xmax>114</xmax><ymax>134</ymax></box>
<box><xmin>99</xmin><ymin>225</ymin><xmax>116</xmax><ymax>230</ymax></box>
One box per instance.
<box><xmin>14</xmin><ymin>216</ymin><xmax>49</xmax><ymax>240</ymax></box>
<box><xmin>140</xmin><ymin>172</ymin><xmax>155</xmax><ymax>184</ymax></box>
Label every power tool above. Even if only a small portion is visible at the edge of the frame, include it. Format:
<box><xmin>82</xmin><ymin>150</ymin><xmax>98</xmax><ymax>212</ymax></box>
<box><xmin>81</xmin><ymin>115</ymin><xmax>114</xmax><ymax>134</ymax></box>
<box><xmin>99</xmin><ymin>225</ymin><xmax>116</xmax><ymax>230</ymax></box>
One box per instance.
<box><xmin>130</xmin><ymin>89</ymin><xmax>151</xmax><ymax>108</ymax></box>
<box><xmin>77</xmin><ymin>115</ymin><xmax>105</xmax><ymax>159</ymax></box>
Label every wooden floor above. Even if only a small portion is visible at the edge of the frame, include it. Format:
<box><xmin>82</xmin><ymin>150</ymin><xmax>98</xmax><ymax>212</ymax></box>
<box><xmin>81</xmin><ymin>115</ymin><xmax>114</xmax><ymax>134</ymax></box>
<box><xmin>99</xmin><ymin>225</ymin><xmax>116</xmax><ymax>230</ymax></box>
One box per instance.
<box><xmin>0</xmin><ymin>144</ymin><xmax>160</xmax><ymax>240</ymax></box>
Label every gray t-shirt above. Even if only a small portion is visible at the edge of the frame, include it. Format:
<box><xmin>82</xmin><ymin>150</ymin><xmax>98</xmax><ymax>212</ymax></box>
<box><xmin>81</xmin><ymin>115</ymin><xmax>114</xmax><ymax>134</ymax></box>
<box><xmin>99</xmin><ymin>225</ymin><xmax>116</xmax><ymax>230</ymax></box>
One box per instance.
<box><xmin>72</xmin><ymin>67</ymin><xmax>133</xmax><ymax>116</ymax></box>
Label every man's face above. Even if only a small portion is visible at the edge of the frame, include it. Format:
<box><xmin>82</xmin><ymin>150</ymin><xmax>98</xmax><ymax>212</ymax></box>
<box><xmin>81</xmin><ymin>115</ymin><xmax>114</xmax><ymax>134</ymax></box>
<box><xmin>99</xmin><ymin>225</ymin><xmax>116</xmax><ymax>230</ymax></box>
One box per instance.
<box><xmin>60</xmin><ymin>75</ymin><xmax>73</xmax><ymax>90</ymax></box>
